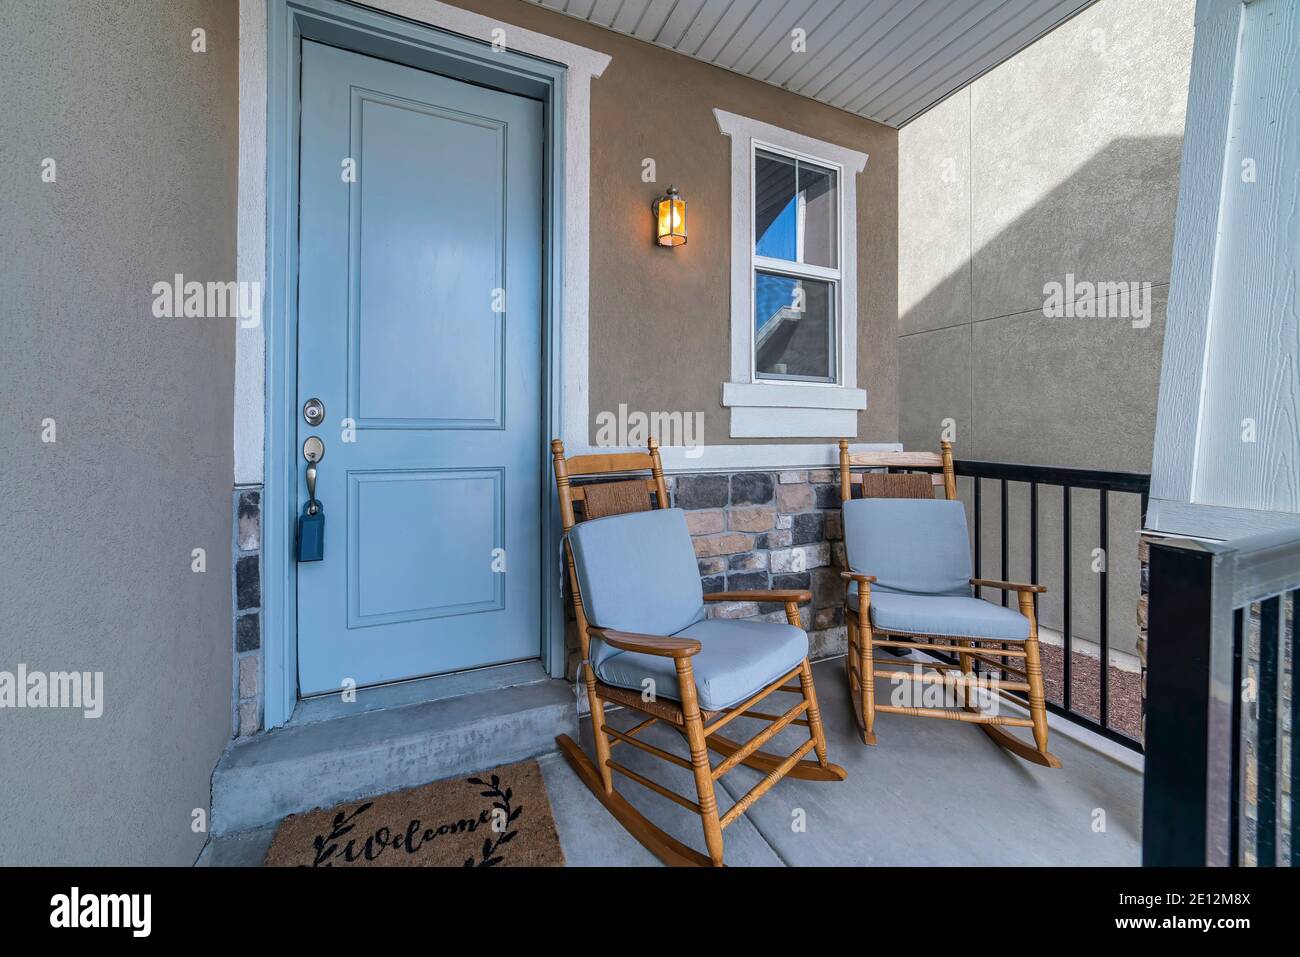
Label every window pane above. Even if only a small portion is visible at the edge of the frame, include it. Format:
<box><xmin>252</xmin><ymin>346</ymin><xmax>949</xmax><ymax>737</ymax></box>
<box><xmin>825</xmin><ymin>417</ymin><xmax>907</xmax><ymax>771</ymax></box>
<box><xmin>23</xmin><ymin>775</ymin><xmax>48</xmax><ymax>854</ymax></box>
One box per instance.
<box><xmin>754</xmin><ymin>271</ymin><xmax>835</xmax><ymax>381</ymax></box>
<box><xmin>755</xmin><ymin>150</ymin><xmax>796</xmax><ymax>261</ymax></box>
<box><xmin>799</xmin><ymin>161</ymin><xmax>837</xmax><ymax>268</ymax></box>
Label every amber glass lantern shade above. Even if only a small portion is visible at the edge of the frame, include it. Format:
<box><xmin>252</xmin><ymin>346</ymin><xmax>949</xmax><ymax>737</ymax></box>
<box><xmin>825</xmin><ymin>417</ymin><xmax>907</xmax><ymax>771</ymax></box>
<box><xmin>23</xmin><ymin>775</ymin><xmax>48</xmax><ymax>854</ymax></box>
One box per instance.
<box><xmin>653</xmin><ymin>186</ymin><xmax>687</xmax><ymax>247</ymax></box>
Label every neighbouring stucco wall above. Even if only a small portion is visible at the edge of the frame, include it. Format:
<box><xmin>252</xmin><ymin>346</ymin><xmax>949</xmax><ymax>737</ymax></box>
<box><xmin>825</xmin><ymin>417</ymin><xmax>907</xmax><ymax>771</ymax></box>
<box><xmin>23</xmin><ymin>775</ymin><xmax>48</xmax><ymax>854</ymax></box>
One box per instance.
<box><xmin>897</xmin><ymin>0</ymin><xmax>1196</xmax><ymax>660</ymax></box>
<box><xmin>442</xmin><ymin>0</ymin><xmax>899</xmax><ymax>448</ymax></box>
<box><xmin>0</xmin><ymin>0</ymin><xmax>238</xmax><ymax>864</ymax></box>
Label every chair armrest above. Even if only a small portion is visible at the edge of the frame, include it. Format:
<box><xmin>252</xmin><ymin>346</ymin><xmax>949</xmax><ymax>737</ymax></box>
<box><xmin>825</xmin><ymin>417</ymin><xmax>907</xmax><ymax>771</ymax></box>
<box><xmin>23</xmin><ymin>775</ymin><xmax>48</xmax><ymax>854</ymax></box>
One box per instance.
<box><xmin>703</xmin><ymin>589</ymin><xmax>812</xmax><ymax>604</ymax></box>
<box><xmin>970</xmin><ymin>578</ymin><xmax>1047</xmax><ymax>594</ymax></box>
<box><xmin>839</xmin><ymin>571</ymin><xmax>877</xmax><ymax>585</ymax></box>
<box><xmin>588</xmin><ymin>627</ymin><xmax>701</xmax><ymax>659</ymax></box>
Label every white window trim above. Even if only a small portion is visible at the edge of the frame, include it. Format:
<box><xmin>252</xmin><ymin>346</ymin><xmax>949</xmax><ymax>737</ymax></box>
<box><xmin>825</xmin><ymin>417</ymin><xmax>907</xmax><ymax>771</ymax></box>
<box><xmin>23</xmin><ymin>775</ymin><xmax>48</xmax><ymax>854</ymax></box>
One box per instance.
<box><xmin>714</xmin><ymin>109</ymin><xmax>868</xmax><ymax>438</ymax></box>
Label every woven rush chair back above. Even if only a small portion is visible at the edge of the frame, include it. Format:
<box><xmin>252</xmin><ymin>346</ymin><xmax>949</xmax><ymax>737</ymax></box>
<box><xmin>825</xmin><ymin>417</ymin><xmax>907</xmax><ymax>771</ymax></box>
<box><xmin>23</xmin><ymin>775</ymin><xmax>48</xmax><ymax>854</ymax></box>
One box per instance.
<box><xmin>550</xmin><ymin>438</ymin><xmax>669</xmax><ymax>662</ymax></box>
<box><xmin>837</xmin><ymin>439</ymin><xmax>957</xmax><ymax>504</ymax></box>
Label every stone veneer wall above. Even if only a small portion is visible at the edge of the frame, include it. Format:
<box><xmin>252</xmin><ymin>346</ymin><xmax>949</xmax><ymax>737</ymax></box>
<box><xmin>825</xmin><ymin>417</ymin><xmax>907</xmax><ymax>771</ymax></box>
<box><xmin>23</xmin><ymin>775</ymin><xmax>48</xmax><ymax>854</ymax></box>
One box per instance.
<box><xmin>681</xmin><ymin>468</ymin><xmax>848</xmax><ymax>653</ymax></box>
<box><xmin>565</xmin><ymin>468</ymin><xmax>852</xmax><ymax>678</ymax></box>
<box><xmin>233</xmin><ymin>488</ymin><xmax>263</xmax><ymax>737</ymax></box>
<box><xmin>1241</xmin><ymin>595</ymin><xmax>1294</xmax><ymax>866</ymax></box>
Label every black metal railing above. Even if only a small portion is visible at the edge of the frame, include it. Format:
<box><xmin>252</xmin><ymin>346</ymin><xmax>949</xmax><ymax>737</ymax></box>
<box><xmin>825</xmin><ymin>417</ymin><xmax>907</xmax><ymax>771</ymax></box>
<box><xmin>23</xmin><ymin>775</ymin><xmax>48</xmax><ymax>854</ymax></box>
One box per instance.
<box><xmin>951</xmin><ymin>460</ymin><xmax>1151</xmax><ymax>751</ymax></box>
<box><xmin>1142</xmin><ymin>528</ymin><xmax>1300</xmax><ymax>866</ymax></box>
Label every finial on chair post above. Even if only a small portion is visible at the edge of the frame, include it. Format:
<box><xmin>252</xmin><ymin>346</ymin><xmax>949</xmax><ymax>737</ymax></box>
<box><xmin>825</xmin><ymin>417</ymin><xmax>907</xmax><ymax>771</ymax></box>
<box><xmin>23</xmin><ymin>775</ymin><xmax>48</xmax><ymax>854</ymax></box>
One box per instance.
<box><xmin>939</xmin><ymin>439</ymin><xmax>957</xmax><ymax>501</ymax></box>
<box><xmin>647</xmin><ymin>436</ymin><xmax>668</xmax><ymax>508</ymax></box>
<box><xmin>838</xmin><ymin>439</ymin><xmax>852</xmax><ymax>505</ymax></box>
<box><xmin>551</xmin><ymin>439</ymin><xmax>566</xmax><ymax>488</ymax></box>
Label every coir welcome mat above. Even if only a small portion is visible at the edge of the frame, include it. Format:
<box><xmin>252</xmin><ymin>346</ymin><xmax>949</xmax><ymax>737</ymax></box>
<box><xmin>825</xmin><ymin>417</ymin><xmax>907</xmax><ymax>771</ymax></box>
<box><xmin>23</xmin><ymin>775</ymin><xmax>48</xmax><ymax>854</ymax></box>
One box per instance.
<box><xmin>263</xmin><ymin>759</ymin><xmax>565</xmax><ymax>867</ymax></box>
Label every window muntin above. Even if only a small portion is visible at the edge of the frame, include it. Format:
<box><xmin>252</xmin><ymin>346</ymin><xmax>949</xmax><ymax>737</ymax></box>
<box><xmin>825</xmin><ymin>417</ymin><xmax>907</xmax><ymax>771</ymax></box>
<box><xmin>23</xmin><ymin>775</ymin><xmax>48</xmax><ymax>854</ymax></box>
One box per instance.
<box><xmin>752</xmin><ymin>147</ymin><xmax>841</xmax><ymax>383</ymax></box>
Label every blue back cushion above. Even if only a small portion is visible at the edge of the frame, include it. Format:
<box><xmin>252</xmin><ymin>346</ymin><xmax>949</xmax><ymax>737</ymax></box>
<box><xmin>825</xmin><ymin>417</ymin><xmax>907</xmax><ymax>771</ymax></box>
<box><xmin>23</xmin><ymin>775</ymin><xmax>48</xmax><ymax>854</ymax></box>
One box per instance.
<box><xmin>842</xmin><ymin>498</ymin><xmax>972</xmax><ymax>597</ymax></box>
<box><xmin>568</xmin><ymin>508</ymin><xmax>705</xmax><ymax>665</ymax></box>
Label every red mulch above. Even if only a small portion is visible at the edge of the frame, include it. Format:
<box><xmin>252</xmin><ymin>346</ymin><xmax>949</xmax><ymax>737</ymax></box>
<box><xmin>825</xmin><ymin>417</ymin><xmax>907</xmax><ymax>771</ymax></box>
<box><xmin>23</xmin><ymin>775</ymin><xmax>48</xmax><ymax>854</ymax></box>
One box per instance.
<box><xmin>1038</xmin><ymin>643</ymin><xmax>1143</xmax><ymax>743</ymax></box>
<box><xmin>923</xmin><ymin>638</ymin><xmax>1144</xmax><ymax>744</ymax></box>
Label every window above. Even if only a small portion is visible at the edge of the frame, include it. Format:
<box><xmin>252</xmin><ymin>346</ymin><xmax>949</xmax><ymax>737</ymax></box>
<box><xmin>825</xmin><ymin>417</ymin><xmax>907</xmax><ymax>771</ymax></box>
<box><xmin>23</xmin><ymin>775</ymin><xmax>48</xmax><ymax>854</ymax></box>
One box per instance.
<box><xmin>714</xmin><ymin>110</ymin><xmax>868</xmax><ymax>437</ymax></box>
<box><xmin>753</xmin><ymin>149</ymin><xmax>839</xmax><ymax>383</ymax></box>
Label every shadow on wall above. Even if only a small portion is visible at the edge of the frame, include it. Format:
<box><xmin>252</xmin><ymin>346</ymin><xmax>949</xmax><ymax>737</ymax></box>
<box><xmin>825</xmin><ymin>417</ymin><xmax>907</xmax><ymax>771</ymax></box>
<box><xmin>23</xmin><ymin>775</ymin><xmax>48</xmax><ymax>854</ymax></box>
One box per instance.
<box><xmin>898</xmin><ymin>134</ymin><xmax>1183</xmax><ymax>472</ymax></box>
<box><xmin>898</xmin><ymin>135</ymin><xmax>1187</xmax><ymax>664</ymax></box>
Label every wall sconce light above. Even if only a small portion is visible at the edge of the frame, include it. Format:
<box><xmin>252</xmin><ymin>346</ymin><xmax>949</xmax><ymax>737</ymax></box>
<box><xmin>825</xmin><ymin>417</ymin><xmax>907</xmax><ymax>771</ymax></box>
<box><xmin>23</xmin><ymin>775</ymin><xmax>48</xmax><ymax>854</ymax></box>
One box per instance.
<box><xmin>653</xmin><ymin>185</ymin><xmax>687</xmax><ymax>247</ymax></box>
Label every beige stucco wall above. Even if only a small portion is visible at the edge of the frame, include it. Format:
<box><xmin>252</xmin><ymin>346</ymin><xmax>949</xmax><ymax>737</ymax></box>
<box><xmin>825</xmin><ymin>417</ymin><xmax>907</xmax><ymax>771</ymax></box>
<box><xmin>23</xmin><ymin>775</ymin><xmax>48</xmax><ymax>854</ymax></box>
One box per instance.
<box><xmin>445</xmin><ymin>0</ymin><xmax>899</xmax><ymax>447</ymax></box>
<box><xmin>0</xmin><ymin>0</ymin><xmax>238</xmax><ymax>863</ymax></box>
<box><xmin>897</xmin><ymin>0</ymin><xmax>1196</xmax><ymax>658</ymax></box>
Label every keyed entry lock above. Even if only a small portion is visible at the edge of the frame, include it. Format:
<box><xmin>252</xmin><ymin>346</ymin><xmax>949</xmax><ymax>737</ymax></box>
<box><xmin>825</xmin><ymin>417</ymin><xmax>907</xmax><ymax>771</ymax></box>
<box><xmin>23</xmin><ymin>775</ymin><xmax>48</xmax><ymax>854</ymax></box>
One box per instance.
<box><xmin>303</xmin><ymin>397</ymin><xmax>325</xmax><ymax>427</ymax></box>
<box><xmin>302</xmin><ymin>436</ymin><xmax>325</xmax><ymax>504</ymax></box>
<box><xmin>297</xmin><ymin>435</ymin><xmax>326</xmax><ymax>562</ymax></box>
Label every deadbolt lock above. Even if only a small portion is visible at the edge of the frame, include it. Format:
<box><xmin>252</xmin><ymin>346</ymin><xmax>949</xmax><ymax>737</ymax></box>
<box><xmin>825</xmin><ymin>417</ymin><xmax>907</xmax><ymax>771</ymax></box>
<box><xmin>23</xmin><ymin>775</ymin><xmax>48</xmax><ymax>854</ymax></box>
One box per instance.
<box><xmin>303</xmin><ymin>397</ymin><xmax>325</xmax><ymax>427</ymax></box>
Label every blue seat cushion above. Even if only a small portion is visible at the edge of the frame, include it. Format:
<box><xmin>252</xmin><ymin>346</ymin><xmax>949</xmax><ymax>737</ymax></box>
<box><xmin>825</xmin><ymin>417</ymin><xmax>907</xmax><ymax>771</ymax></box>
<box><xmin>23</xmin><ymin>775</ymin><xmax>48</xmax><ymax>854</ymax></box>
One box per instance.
<box><xmin>568</xmin><ymin>508</ymin><xmax>705</xmax><ymax>668</ymax></box>
<box><xmin>594</xmin><ymin>618</ymin><xmax>809</xmax><ymax>712</ymax></box>
<box><xmin>849</xmin><ymin>591</ymin><xmax>1030</xmax><ymax>641</ymax></box>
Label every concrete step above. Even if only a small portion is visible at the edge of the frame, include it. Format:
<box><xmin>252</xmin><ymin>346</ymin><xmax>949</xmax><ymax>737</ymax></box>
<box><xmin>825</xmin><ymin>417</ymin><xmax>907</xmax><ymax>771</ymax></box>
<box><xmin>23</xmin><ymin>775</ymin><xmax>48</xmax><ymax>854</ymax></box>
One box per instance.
<box><xmin>211</xmin><ymin>676</ymin><xmax>576</xmax><ymax>835</ymax></box>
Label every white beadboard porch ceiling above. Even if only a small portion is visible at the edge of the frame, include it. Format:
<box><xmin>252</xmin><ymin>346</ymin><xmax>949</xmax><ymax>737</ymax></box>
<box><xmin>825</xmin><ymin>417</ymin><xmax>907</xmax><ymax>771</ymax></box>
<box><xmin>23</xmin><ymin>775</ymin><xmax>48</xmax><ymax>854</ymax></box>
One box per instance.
<box><xmin>529</xmin><ymin>0</ymin><xmax>1097</xmax><ymax>128</ymax></box>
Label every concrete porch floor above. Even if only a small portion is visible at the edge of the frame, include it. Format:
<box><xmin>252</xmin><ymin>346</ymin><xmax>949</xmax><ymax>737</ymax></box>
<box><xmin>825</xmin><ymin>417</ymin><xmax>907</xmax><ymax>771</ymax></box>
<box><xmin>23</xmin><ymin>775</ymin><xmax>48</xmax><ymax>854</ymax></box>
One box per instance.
<box><xmin>201</xmin><ymin>659</ymin><xmax>1141</xmax><ymax>866</ymax></box>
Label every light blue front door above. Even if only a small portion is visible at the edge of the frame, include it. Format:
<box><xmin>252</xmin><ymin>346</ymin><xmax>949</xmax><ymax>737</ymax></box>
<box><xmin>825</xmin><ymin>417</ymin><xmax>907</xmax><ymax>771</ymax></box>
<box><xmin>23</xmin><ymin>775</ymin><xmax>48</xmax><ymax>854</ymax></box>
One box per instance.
<box><xmin>296</xmin><ymin>41</ymin><xmax>544</xmax><ymax>695</ymax></box>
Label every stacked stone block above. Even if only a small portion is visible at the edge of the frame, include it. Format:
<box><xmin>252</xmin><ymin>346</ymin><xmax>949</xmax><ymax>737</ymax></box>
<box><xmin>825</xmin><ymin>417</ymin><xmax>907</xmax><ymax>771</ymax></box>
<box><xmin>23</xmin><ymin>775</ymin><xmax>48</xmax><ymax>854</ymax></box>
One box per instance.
<box><xmin>233</xmin><ymin>488</ymin><xmax>263</xmax><ymax>738</ymax></box>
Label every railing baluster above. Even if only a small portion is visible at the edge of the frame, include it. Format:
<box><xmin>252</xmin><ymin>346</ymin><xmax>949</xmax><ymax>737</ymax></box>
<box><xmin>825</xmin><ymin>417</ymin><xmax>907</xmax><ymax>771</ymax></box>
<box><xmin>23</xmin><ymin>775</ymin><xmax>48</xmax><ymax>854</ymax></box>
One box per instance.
<box><xmin>1291</xmin><ymin>591</ymin><xmax>1298</xmax><ymax>867</ymax></box>
<box><xmin>1230</xmin><ymin>609</ymin><xmax>1244</xmax><ymax>866</ymax></box>
<box><xmin>1063</xmin><ymin>484</ymin><xmax>1072</xmax><ymax>714</ymax></box>
<box><xmin>1099</xmin><ymin>488</ymin><xmax>1109</xmax><ymax>729</ymax></box>
<box><xmin>1030</xmin><ymin>482</ymin><xmax>1039</xmax><ymax>618</ymax></box>
<box><xmin>1258</xmin><ymin>596</ymin><xmax>1280</xmax><ymax>866</ymax></box>
<box><xmin>972</xmin><ymin>477</ymin><xmax>982</xmax><ymax>676</ymax></box>
<box><xmin>1000</xmin><ymin>479</ymin><xmax>1009</xmax><ymax>607</ymax></box>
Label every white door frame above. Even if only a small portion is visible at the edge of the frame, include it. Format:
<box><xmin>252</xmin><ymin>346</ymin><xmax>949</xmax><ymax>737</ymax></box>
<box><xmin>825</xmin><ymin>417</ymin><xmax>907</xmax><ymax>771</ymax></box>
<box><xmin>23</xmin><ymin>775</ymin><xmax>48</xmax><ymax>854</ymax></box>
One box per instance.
<box><xmin>239</xmin><ymin>0</ymin><xmax>609</xmax><ymax>729</ymax></box>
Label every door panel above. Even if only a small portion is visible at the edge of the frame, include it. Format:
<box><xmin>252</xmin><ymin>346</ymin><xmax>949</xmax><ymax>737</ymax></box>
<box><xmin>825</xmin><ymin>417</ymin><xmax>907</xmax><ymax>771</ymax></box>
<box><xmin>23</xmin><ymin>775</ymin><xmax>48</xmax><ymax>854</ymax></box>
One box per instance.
<box><xmin>348</xmin><ymin>469</ymin><xmax>503</xmax><ymax>627</ymax></box>
<box><xmin>296</xmin><ymin>41</ymin><xmax>544</xmax><ymax>695</ymax></box>
<box><xmin>352</xmin><ymin>90</ymin><xmax>506</xmax><ymax>427</ymax></box>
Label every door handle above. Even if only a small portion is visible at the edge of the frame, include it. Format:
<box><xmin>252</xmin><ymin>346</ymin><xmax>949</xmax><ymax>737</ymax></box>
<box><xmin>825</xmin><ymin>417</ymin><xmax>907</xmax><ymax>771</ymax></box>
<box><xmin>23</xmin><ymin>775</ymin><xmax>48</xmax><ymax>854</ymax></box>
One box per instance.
<box><xmin>303</xmin><ymin>437</ymin><xmax>325</xmax><ymax>514</ymax></box>
<box><xmin>297</xmin><ymin>437</ymin><xmax>326</xmax><ymax>562</ymax></box>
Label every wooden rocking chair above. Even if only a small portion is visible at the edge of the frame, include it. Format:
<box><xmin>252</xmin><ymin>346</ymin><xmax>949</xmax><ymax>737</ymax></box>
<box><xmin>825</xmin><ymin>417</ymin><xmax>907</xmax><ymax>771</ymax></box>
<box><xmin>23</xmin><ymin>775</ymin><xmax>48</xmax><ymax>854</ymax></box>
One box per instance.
<box><xmin>837</xmin><ymin>439</ymin><xmax>1059</xmax><ymax>768</ymax></box>
<box><xmin>552</xmin><ymin>438</ymin><xmax>846</xmax><ymax>867</ymax></box>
